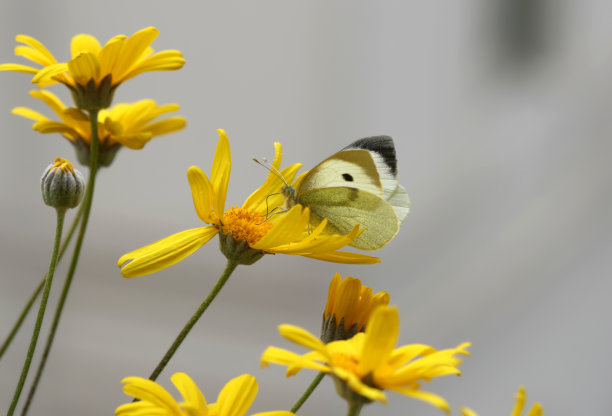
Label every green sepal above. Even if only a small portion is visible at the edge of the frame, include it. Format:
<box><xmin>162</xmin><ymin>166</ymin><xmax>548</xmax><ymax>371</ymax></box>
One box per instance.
<box><xmin>218</xmin><ymin>231</ymin><xmax>265</xmax><ymax>265</ymax></box>
<box><xmin>68</xmin><ymin>75</ymin><xmax>117</xmax><ymax>111</ymax></box>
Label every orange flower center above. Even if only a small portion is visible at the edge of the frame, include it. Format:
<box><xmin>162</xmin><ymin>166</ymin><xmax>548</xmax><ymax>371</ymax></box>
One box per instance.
<box><xmin>217</xmin><ymin>206</ymin><xmax>273</xmax><ymax>246</ymax></box>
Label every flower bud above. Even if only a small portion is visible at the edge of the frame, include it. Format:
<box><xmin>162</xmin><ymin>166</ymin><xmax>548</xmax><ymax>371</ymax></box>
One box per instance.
<box><xmin>41</xmin><ymin>157</ymin><xmax>85</xmax><ymax>209</ymax></box>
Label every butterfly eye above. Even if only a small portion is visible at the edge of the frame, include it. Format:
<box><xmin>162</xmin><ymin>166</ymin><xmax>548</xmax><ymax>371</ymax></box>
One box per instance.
<box><xmin>342</xmin><ymin>173</ymin><xmax>354</xmax><ymax>182</ymax></box>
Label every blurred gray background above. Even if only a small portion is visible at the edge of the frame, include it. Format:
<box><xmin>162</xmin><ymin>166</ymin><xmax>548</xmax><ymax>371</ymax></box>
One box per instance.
<box><xmin>1</xmin><ymin>1</ymin><xmax>611</xmax><ymax>415</ymax></box>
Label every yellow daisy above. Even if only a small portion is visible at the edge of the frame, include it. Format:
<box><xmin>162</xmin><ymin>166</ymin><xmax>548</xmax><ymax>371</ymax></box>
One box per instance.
<box><xmin>12</xmin><ymin>90</ymin><xmax>185</xmax><ymax>166</ymax></box>
<box><xmin>321</xmin><ymin>272</ymin><xmax>390</xmax><ymax>343</ymax></box>
<box><xmin>118</xmin><ymin>130</ymin><xmax>379</xmax><ymax>278</ymax></box>
<box><xmin>0</xmin><ymin>26</ymin><xmax>185</xmax><ymax>87</ymax></box>
<box><xmin>116</xmin><ymin>372</ymin><xmax>294</xmax><ymax>416</ymax></box>
<box><xmin>261</xmin><ymin>305</ymin><xmax>470</xmax><ymax>413</ymax></box>
<box><xmin>0</xmin><ymin>27</ymin><xmax>184</xmax><ymax>109</ymax></box>
<box><xmin>460</xmin><ymin>386</ymin><xmax>543</xmax><ymax>416</ymax></box>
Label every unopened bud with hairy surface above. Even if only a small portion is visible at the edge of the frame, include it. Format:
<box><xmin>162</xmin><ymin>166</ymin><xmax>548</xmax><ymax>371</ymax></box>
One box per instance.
<box><xmin>41</xmin><ymin>157</ymin><xmax>85</xmax><ymax>210</ymax></box>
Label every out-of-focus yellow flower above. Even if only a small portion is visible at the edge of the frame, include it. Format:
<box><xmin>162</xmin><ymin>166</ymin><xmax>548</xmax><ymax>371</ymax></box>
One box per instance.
<box><xmin>321</xmin><ymin>272</ymin><xmax>390</xmax><ymax>343</ymax></box>
<box><xmin>261</xmin><ymin>305</ymin><xmax>470</xmax><ymax>413</ymax></box>
<box><xmin>116</xmin><ymin>372</ymin><xmax>294</xmax><ymax>416</ymax></box>
<box><xmin>13</xmin><ymin>90</ymin><xmax>185</xmax><ymax>166</ymax></box>
<box><xmin>460</xmin><ymin>386</ymin><xmax>543</xmax><ymax>416</ymax></box>
<box><xmin>118</xmin><ymin>130</ymin><xmax>379</xmax><ymax>278</ymax></box>
<box><xmin>0</xmin><ymin>27</ymin><xmax>184</xmax><ymax>109</ymax></box>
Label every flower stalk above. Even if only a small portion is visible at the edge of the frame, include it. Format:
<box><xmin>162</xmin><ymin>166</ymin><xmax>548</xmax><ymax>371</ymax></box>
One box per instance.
<box><xmin>0</xmin><ymin>205</ymin><xmax>83</xmax><ymax>361</ymax></box>
<box><xmin>146</xmin><ymin>258</ymin><xmax>239</xmax><ymax>382</ymax></box>
<box><xmin>20</xmin><ymin>110</ymin><xmax>101</xmax><ymax>414</ymax></box>
<box><xmin>346</xmin><ymin>402</ymin><xmax>364</xmax><ymax>416</ymax></box>
<box><xmin>6</xmin><ymin>208</ymin><xmax>65</xmax><ymax>416</ymax></box>
<box><xmin>290</xmin><ymin>372</ymin><xmax>326</xmax><ymax>413</ymax></box>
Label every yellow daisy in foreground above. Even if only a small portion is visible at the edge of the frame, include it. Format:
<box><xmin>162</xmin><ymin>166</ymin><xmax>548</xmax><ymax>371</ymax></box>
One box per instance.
<box><xmin>13</xmin><ymin>90</ymin><xmax>185</xmax><ymax>166</ymax></box>
<box><xmin>0</xmin><ymin>27</ymin><xmax>184</xmax><ymax>109</ymax></box>
<box><xmin>321</xmin><ymin>272</ymin><xmax>390</xmax><ymax>342</ymax></box>
<box><xmin>261</xmin><ymin>305</ymin><xmax>470</xmax><ymax>413</ymax></box>
<box><xmin>117</xmin><ymin>372</ymin><xmax>294</xmax><ymax>416</ymax></box>
<box><xmin>118</xmin><ymin>130</ymin><xmax>379</xmax><ymax>277</ymax></box>
<box><xmin>460</xmin><ymin>386</ymin><xmax>543</xmax><ymax>416</ymax></box>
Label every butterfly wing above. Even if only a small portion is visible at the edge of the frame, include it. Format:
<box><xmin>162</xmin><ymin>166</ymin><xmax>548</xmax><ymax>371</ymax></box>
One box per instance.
<box><xmin>298</xmin><ymin>148</ymin><xmax>384</xmax><ymax>197</ymax></box>
<box><xmin>298</xmin><ymin>187</ymin><xmax>399</xmax><ymax>250</ymax></box>
<box><xmin>342</xmin><ymin>136</ymin><xmax>399</xmax><ymax>200</ymax></box>
<box><xmin>387</xmin><ymin>183</ymin><xmax>410</xmax><ymax>224</ymax></box>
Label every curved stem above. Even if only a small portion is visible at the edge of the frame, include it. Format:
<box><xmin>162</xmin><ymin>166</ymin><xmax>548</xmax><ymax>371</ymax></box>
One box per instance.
<box><xmin>290</xmin><ymin>372</ymin><xmax>326</xmax><ymax>413</ymax></box>
<box><xmin>6</xmin><ymin>209</ymin><xmax>66</xmax><ymax>416</ymax></box>
<box><xmin>147</xmin><ymin>259</ymin><xmax>239</xmax><ymax>382</ymax></box>
<box><xmin>20</xmin><ymin>110</ymin><xmax>100</xmax><ymax>416</ymax></box>
<box><xmin>0</xmin><ymin>205</ymin><xmax>83</xmax><ymax>360</ymax></box>
<box><xmin>346</xmin><ymin>402</ymin><xmax>364</xmax><ymax>416</ymax></box>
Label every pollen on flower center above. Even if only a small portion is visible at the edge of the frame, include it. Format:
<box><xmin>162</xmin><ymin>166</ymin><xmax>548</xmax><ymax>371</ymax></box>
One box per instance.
<box><xmin>218</xmin><ymin>207</ymin><xmax>273</xmax><ymax>246</ymax></box>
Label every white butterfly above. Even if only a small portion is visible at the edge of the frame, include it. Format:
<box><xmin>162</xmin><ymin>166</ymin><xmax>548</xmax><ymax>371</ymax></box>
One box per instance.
<box><xmin>283</xmin><ymin>136</ymin><xmax>410</xmax><ymax>250</ymax></box>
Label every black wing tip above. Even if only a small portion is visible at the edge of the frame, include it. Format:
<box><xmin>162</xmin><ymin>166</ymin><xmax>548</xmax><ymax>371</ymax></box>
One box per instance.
<box><xmin>344</xmin><ymin>135</ymin><xmax>397</xmax><ymax>176</ymax></box>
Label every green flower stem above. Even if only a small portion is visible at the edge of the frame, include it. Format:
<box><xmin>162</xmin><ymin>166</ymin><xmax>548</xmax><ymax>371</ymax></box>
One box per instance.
<box><xmin>290</xmin><ymin>372</ymin><xmax>326</xmax><ymax>413</ymax></box>
<box><xmin>0</xmin><ymin>205</ymin><xmax>83</xmax><ymax>360</ymax></box>
<box><xmin>6</xmin><ymin>209</ymin><xmax>66</xmax><ymax>416</ymax></box>
<box><xmin>347</xmin><ymin>402</ymin><xmax>364</xmax><ymax>416</ymax></box>
<box><xmin>147</xmin><ymin>259</ymin><xmax>239</xmax><ymax>382</ymax></box>
<box><xmin>19</xmin><ymin>110</ymin><xmax>100</xmax><ymax>416</ymax></box>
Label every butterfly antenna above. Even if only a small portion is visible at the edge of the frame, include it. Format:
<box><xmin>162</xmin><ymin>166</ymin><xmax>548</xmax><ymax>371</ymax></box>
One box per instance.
<box><xmin>252</xmin><ymin>157</ymin><xmax>291</xmax><ymax>188</ymax></box>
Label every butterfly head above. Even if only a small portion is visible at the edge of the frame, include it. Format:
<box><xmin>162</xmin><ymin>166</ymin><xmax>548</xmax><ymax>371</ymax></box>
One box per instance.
<box><xmin>282</xmin><ymin>185</ymin><xmax>297</xmax><ymax>209</ymax></box>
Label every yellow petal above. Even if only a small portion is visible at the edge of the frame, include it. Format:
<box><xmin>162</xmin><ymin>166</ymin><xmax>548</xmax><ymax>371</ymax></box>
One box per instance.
<box><xmin>511</xmin><ymin>386</ymin><xmax>527</xmax><ymax>416</ymax></box>
<box><xmin>112</xmin><ymin>27</ymin><xmax>159</xmax><ymax>82</ymax></box>
<box><xmin>32</xmin><ymin>120</ymin><xmax>78</xmax><ymax>139</ymax></box>
<box><xmin>170</xmin><ymin>373</ymin><xmax>207</xmax><ymax>411</ymax></box>
<box><xmin>31</xmin><ymin>62</ymin><xmax>68</xmax><ymax>84</ymax></box>
<box><xmin>267</xmin><ymin>223</ymin><xmax>359</xmax><ymax>255</ymax></box>
<box><xmin>0</xmin><ymin>63</ymin><xmax>39</xmax><ymax>74</ymax></box>
<box><xmin>120</xmin><ymin>50</ymin><xmax>186</xmax><ymax>82</ymax></box>
<box><xmin>334</xmin><ymin>276</ymin><xmax>361</xmax><ymax>326</ymax></box>
<box><xmin>359</xmin><ymin>306</ymin><xmax>399</xmax><ymax>374</ymax></box>
<box><xmin>302</xmin><ymin>251</ymin><xmax>380</xmax><ymax>264</ymax></box>
<box><xmin>187</xmin><ymin>166</ymin><xmax>214</xmax><ymax>223</ymax></box>
<box><xmin>527</xmin><ymin>403</ymin><xmax>543</xmax><ymax>416</ymax></box>
<box><xmin>395</xmin><ymin>389</ymin><xmax>451</xmax><ymax>414</ymax></box>
<box><xmin>459</xmin><ymin>407</ymin><xmax>479</xmax><ymax>416</ymax></box>
<box><xmin>211</xmin><ymin>129</ymin><xmax>231</xmax><ymax>219</ymax></box>
<box><xmin>324</xmin><ymin>273</ymin><xmax>342</xmax><ymax>318</ymax></box>
<box><xmin>115</xmin><ymin>400</ymin><xmax>161</xmax><ymax>416</ymax></box>
<box><xmin>118</xmin><ymin>227</ymin><xmax>218</xmax><ymax>278</ymax></box>
<box><xmin>251</xmin><ymin>205</ymin><xmax>309</xmax><ymax>249</ymax></box>
<box><xmin>278</xmin><ymin>324</ymin><xmax>328</xmax><ymax>355</ymax></box>
<box><xmin>71</xmin><ymin>33</ymin><xmax>101</xmax><ymax>57</ymax></box>
<box><xmin>67</xmin><ymin>52</ymin><xmax>100</xmax><ymax>86</ymax></box>
<box><xmin>260</xmin><ymin>347</ymin><xmax>329</xmax><ymax>374</ymax></box>
<box><xmin>29</xmin><ymin>89</ymin><xmax>67</xmax><ymax>119</ymax></box>
<box><xmin>14</xmin><ymin>46</ymin><xmax>55</xmax><ymax>68</ymax></box>
<box><xmin>332</xmin><ymin>367</ymin><xmax>387</xmax><ymax>403</ymax></box>
<box><xmin>113</xmin><ymin>132</ymin><xmax>153</xmax><ymax>149</ymax></box>
<box><xmin>15</xmin><ymin>35</ymin><xmax>58</xmax><ymax>65</ymax></box>
<box><xmin>145</xmin><ymin>117</ymin><xmax>186</xmax><ymax>136</ymax></box>
<box><xmin>251</xmin><ymin>412</ymin><xmax>295</xmax><ymax>416</ymax></box>
<box><xmin>98</xmin><ymin>35</ymin><xmax>127</xmax><ymax>80</ymax></box>
<box><xmin>387</xmin><ymin>344</ymin><xmax>437</xmax><ymax>369</ymax></box>
<box><xmin>215</xmin><ymin>374</ymin><xmax>257</xmax><ymax>416</ymax></box>
<box><xmin>120</xmin><ymin>376</ymin><xmax>182</xmax><ymax>415</ymax></box>
<box><xmin>12</xmin><ymin>107</ymin><xmax>49</xmax><ymax>122</ymax></box>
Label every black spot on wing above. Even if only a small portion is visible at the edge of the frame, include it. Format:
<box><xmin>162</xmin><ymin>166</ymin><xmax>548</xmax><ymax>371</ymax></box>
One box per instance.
<box><xmin>343</xmin><ymin>135</ymin><xmax>397</xmax><ymax>176</ymax></box>
<box><xmin>342</xmin><ymin>173</ymin><xmax>354</xmax><ymax>182</ymax></box>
